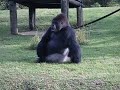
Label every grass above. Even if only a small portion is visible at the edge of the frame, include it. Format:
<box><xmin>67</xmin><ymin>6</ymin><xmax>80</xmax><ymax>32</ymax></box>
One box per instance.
<box><xmin>0</xmin><ymin>7</ymin><xmax>120</xmax><ymax>90</ymax></box>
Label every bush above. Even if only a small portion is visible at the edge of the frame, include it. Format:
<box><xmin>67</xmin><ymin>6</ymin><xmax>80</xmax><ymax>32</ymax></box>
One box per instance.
<box><xmin>29</xmin><ymin>34</ymin><xmax>40</xmax><ymax>50</ymax></box>
<box><xmin>76</xmin><ymin>28</ymin><xmax>89</xmax><ymax>45</ymax></box>
<box><xmin>107</xmin><ymin>1</ymin><xmax>120</xmax><ymax>7</ymax></box>
<box><xmin>91</xmin><ymin>2</ymin><xmax>101</xmax><ymax>7</ymax></box>
<box><xmin>17</xmin><ymin>4</ymin><xmax>28</xmax><ymax>9</ymax></box>
<box><xmin>0</xmin><ymin>0</ymin><xmax>27</xmax><ymax>10</ymax></box>
<box><xmin>0</xmin><ymin>0</ymin><xmax>8</xmax><ymax>10</ymax></box>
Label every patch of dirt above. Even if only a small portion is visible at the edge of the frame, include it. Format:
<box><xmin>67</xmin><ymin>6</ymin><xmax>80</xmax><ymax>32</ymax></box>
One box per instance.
<box><xmin>18</xmin><ymin>31</ymin><xmax>44</xmax><ymax>36</ymax></box>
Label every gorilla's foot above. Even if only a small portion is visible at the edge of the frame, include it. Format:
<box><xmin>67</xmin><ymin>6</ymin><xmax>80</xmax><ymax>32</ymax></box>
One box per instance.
<box><xmin>35</xmin><ymin>57</ymin><xmax>45</xmax><ymax>63</ymax></box>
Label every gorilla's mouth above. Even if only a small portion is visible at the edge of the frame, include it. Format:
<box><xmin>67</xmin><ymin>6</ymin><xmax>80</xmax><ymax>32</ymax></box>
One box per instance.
<box><xmin>51</xmin><ymin>29</ymin><xmax>56</xmax><ymax>31</ymax></box>
<box><xmin>51</xmin><ymin>29</ymin><xmax>60</xmax><ymax>32</ymax></box>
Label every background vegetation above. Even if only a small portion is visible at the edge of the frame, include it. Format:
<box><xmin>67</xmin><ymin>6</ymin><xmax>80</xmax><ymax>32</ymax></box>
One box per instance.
<box><xmin>84</xmin><ymin>0</ymin><xmax>120</xmax><ymax>7</ymax></box>
<box><xmin>0</xmin><ymin>0</ymin><xmax>120</xmax><ymax>10</ymax></box>
<box><xmin>0</xmin><ymin>7</ymin><xmax>120</xmax><ymax>89</ymax></box>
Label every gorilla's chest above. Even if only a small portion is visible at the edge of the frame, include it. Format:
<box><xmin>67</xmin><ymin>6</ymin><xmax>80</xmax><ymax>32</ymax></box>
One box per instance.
<box><xmin>50</xmin><ymin>32</ymin><xmax>65</xmax><ymax>42</ymax></box>
<box><xmin>47</xmin><ymin>32</ymin><xmax>67</xmax><ymax>52</ymax></box>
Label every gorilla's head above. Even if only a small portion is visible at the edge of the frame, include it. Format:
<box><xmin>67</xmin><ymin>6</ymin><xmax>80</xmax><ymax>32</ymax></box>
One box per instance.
<box><xmin>51</xmin><ymin>13</ymin><xmax>69</xmax><ymax>32</ymax></box>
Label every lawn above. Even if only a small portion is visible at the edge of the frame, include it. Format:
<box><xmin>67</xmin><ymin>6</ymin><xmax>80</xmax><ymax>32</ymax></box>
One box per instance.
<box><xmin>0</xmin><ymin>7</ymin><xmax>120</xmax><ymax>90</ymax></box>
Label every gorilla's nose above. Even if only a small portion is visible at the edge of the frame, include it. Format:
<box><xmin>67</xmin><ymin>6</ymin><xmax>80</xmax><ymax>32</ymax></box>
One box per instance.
<box><xmin>51</xmin><ymin>25</ymin><xmax>57</xmax><ymax>31</ymax></box>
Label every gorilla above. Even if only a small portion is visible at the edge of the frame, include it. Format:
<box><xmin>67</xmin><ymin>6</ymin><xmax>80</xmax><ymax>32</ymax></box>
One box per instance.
<box><xmin>36</xmin><ymin>13</ymin><xmax>81</xmax><ymax>63</ymax></box>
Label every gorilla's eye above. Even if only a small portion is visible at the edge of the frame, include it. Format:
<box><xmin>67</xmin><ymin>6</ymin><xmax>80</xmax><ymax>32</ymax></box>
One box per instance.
<box><xmin>52</xmin><ymin>24</ymin><xmax>55</xmax><ymax>27</ymax></box>
<box><xmin>51</xmin><ymin>24</ymin><xmax>56</xmax><ymax>29</ymax></box>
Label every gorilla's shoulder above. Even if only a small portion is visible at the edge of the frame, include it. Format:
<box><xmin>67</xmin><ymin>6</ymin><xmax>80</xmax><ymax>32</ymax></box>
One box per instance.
<box><xmin>61</xmin><ymin>26</ymin><xmax>75</xmax><ymax>38</ymax></box>
<box><xmin>62</xmin><ymin>26</ymin><xmax>74</xmax><ymax>32</ymax></box>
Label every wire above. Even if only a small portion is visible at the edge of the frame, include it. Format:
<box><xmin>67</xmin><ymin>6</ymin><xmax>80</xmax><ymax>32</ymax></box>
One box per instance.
<box><xmin>80</xmin><ymin>8</ymin><xmax>120</xmax><ymax>27</ymax></box>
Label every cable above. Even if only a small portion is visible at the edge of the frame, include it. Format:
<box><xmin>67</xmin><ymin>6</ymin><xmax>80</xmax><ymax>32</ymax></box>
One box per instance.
<box><xmin>80</xmin><ymin>8</ymin><xmax>120</xmax><ymax>27</ymax></box>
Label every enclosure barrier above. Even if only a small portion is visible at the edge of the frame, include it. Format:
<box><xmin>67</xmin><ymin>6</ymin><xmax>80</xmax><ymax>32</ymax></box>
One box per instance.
<box><xmin>9</xmin><ymin>0</ymin><xmax>83</xmax><ymax>34</ymax></box>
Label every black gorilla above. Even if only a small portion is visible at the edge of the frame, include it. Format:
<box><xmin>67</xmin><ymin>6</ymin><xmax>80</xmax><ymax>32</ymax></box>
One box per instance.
<box><xmin>36</xmin><ymin>13</ymin><xmax>81</xmax><ymax>63</ymax></box>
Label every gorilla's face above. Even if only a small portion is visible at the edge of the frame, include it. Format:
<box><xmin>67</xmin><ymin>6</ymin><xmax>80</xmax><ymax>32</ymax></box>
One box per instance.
<box><xmin>50</xmin><ymin>13</ymin><xmax>68</xmax><ymax>32</ymax></box>
<box><xmin>51</xmin><ymin>20</ymin><xmax>63</xmax><ymax>32</ymax></box>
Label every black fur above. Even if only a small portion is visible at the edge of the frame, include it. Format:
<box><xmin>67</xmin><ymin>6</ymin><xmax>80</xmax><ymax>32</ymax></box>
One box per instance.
<box><xmin>36</xmin><ymin>14</ymin><xmax>81</xmax><ymax>63</ymax></box>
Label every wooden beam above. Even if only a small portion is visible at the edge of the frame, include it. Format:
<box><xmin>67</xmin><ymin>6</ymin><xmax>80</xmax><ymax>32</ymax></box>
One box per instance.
<box><xmin>29</xmin><ymin>7</ymin><xmax>36</xmax><ymax>31</ymax></box>
<box><xmin>61</xmin><ymin>0</ymin><xmax>69</xmax><ymax>18</ymax></box>
<box><xmin>9</xmin><ymin>1</ymin><xmax>18</xmax><ymax>35</ymax></box>
<box><xmin>69</xmin><ymin>0</ymin><xmax>82</xmax><ymax>7</ymax></box>
<box><xmin>77</xmin><ymin>4</ymin><xmax>83</xmax><ymax>28</ymax></box>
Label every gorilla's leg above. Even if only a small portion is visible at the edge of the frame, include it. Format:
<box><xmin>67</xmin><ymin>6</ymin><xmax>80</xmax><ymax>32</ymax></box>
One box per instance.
<box><xmin>46</xmin><ymin>48</ymin><xmax>71</xmax><ymax>63</ymax></box>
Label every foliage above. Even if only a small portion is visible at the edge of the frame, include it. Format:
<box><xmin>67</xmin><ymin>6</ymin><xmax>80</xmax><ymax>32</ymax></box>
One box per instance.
<box><xmin>0</xmin><ymin>0</ymin><xmax>120</xmax><ymax>10</ymax></box>
<box><xmin>0</xmin><ymin>7</ymin><xmax>120</xmax><ymax>89</ymax></box>
<box><xmin>0</xmin><ymin>0</ymin><xmax>27</xmax><ymax>10</ymax></box>
<box><xmin>29</xmin><ymin>34</ymin><xmax>40</xmax><ymax>50</ymax></box>
<box><xmin>76</xmin><ymin>29</ymin><xmax>89</xmax><ymax>45</ymax></box>
<box><xmin>0</xmin><ymin>0</ymin><xmax>8</xmax><ymax>10</ymax></box>
<box><xmin>107</xmin><ymin>1</ymin><xmax>120</xmax><ymax>7</ymax></box>
<box><xmin>91</xmin><ymin>2</ymin><xmax>101</xmax><ymax>7</ymax></box>
<box><xmin>83</xmin><ymin>0</ymin><xmax>120</xmax><ymax>7</ymax></box>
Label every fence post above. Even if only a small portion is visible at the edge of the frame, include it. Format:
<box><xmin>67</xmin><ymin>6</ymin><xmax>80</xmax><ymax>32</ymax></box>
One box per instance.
<box><xmin>77</xmin><ymin>0</ymin><xmax>83</xmax><ymax>28</ymax></box>
<box><xmin>29</xmin><ymin>7</ymin><xmax>36</xmax><ymax>31</ymax></box>
<box><xmin>61</xmin><ymin>0</ymin><xmax>69</xmax><ymax>18</ymax></box>
<box><xmin>9</xmin><ymin>1</ymin><xmax>18</xmax><ymax>35</ymax></box>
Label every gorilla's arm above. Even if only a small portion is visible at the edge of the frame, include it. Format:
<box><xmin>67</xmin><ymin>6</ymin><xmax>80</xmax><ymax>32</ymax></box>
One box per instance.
<box><xmin>68</xmin><ymin>28</ymin><xmax>81</xmax><ymax>63</ymax></box>
<box><xmin>37</xmin><ymin>28</ymin><xmax>51</xmax><ymax>62</ymax></box>
<box><xmin>40</xmin><ymin>27</ymin><xmax>51</xmax><ymax>43</ymax></box>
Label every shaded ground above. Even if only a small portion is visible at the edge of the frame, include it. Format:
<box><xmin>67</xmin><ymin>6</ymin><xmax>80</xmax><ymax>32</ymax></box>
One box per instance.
<box><xmin>19</xmin><ymin>31</ymin><xmax>44</xmax><ymax>36</ymax></box>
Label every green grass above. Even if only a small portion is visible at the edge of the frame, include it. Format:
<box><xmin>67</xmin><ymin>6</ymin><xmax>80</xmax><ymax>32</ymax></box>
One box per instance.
<box><xmin>0</xmin><ymin>7</ymin><xmax>120</xmax><ymax>90</ymax></box>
